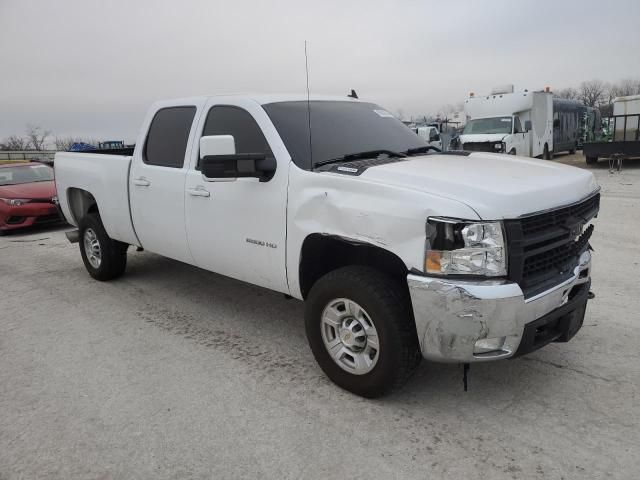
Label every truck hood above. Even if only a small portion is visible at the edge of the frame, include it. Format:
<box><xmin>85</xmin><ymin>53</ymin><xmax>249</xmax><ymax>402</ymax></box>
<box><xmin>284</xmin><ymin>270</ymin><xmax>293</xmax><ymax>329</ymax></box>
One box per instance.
<box><xmin>459</xmin><ymin>133</ymin><xmax>508</xmax><ymax>143</ymax></box>
<box><xmin>359</xmin><ymin>153</ymin><xmax>598</xmax><ymax>219</ymax></box>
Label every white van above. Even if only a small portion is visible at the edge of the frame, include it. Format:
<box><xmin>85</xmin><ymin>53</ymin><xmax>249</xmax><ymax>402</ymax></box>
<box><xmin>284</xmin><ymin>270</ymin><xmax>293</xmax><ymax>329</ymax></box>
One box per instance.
<box><xmin>414</xmin><ymin>126</ymin><xmax>442</xmax><ymax>150</ymax></box>
<box><xmin>459</xmin><ymin>86</ymin><xmax>553</xmax><ymax>159</ymax></box>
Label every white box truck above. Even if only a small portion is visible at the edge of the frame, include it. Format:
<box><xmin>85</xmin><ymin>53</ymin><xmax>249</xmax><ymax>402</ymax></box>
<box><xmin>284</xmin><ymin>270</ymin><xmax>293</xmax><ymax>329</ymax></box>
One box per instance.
<box><xmin>458</xmin><ymin>86</ymin><xmax>554</xmax><ymax>159</ymax></box>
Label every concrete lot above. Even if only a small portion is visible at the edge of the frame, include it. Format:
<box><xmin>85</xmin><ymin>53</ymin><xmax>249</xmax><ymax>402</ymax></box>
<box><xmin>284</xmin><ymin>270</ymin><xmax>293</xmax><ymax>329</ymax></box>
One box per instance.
<box><xmin>1</xmin><ymin>154</ymin><xmax>639</xmax><ymax>479</ymax></box>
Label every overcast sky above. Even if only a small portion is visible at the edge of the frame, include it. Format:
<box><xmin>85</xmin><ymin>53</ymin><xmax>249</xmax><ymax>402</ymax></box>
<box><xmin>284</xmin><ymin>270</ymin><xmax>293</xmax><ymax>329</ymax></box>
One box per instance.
<box><xmin>1</xmin><ymin>0</ymin><xmax>639</xmax><ymax>143</ymax></box>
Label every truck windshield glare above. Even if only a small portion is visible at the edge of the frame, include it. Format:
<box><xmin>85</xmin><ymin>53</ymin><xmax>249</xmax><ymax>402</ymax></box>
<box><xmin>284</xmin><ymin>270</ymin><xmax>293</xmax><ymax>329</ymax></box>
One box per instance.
<box><xmin>263</xmin><ymin>101</ymin><xmax>425</xmax><ymax>170</ymax></box>
<box><xmin>463</xmin><ymin>117</ymin><xmax>513</xmax><ymax>135</ymax></box>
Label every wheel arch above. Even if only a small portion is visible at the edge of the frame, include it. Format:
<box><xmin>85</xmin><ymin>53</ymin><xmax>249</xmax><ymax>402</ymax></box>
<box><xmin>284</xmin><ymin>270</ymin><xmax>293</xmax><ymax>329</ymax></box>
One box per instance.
<box><xmin>298</xmin><ymin>233</ymin><xmax>409</xmax><ymax>300</ymax></box>
<box><xmin>67</xmin><ymin>187</ymin><xmax>99</xmax><ymax>225</ymax></box>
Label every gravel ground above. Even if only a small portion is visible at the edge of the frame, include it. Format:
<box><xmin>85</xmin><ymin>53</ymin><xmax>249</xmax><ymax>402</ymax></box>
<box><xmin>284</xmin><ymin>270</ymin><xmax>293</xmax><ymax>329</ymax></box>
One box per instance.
<box><xmin>1</xmin><ymin>154</ymin><xmax>639</xmax><ymax>479</ymax></box>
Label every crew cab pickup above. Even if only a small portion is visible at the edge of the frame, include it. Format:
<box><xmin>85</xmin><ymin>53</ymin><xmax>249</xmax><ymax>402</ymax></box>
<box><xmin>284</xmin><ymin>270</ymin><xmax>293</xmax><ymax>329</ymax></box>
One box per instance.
<box><xmin>55</xmin><ymin>94</ymin><xmax>600</xmax><ymax>397</ymax></box>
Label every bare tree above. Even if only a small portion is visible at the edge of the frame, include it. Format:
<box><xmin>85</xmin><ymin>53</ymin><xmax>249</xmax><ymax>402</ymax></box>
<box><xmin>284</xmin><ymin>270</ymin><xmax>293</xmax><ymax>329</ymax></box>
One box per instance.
<box><xmin>25</xmin><ymin>124</ymin><xmax>51</xmax><ymax>151</ymax></box>
<box><xmin>578</xmin><ymin>80</ymin><xmax>606</xmax><ymax>107</ymax></box>
<box><xmin>0</xmin><ymin>135</ymin><xmax>28</xmax><ymax>150</ymax></box>
<box><xmin>610</xmin><ymin>78</ymin><xmax>640</xmax><ymax>98</ymax></box>
<box><xmin>554</xmin><ymin>87</ymin><xmax>579</xmax><ymax>100</ymax></box>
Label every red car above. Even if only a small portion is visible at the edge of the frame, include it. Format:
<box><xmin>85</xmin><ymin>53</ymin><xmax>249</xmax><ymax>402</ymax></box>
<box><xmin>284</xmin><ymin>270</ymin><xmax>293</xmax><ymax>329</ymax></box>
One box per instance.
<box><xmin>0</xmin><ymin>162</ymin><xmax>61</xmax><ymax>234</ymax></box>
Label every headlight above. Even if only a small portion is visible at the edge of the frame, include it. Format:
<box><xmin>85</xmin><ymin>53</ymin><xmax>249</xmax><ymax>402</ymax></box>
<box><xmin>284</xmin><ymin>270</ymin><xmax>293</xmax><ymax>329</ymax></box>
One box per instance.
<box><xmin>425</xmin><ymin>218</ymin><xmax>507</xmax><ymax>276</ymax></box>
<box><xmin>494</xmin><ymin>142</ymin><xmax>504</xmax><ymax>151</ymax></box>
<box><xmin>0</xmin><ymin>198</ymin><xmax>28</xmax><ymax>206</ymax></box>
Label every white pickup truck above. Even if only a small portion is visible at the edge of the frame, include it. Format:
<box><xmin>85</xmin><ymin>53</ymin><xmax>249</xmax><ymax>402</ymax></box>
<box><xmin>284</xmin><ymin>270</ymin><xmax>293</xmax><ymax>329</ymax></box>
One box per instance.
<box><xmin>55</xmin><ymin>94</ymin><xmax>600</xmax><ymax>397</ymax></box>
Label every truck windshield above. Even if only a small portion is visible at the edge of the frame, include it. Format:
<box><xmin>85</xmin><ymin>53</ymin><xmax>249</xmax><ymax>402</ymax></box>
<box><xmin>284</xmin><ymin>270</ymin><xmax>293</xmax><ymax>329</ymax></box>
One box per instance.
<box><xmin>463</xmin><ymin>117</ymin><xmax>513</xmax><ymax>135</ymax></box>
<box><xmin>263</xmin><ymin>101</ymin><xmax>425</xmax><ymax>170</ymax></box>
<box><xmin>0</xmin><ymin>164</ymin><xmax>54</xmax><ymax>186</ymax></box>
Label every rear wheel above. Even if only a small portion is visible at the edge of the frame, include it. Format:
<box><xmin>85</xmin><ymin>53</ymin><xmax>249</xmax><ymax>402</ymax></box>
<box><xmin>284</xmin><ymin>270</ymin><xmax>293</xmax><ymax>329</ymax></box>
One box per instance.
<box><xmin>79</xmin><ymin>213</ymin><xmax>128</xmax><ymax>281</ymax></box>
<box><xmin>305</xmin><ymin>266</ymin><xmax>421</xmax><ymax>398</ymax></box>
<box><xmin>543</xmin><ymin>144</ymin><xmax>553</xmax><ymax>160</ymax></box>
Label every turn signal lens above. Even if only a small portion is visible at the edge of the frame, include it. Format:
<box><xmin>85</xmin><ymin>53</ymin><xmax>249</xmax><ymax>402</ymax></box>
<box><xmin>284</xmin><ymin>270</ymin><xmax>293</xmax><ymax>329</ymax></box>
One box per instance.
<box><xmin>426</xmin><ymin>250</ymin><xmax>442</xmax><ymax>273</ymax></box>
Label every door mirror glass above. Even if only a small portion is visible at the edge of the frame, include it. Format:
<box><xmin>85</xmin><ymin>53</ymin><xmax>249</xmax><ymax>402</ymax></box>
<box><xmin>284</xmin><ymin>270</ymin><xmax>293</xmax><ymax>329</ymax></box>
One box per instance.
<box><xmin>524</xmin><ymin>120</ymin><xmax>532</xmax><ymax>132</ymax></box>
<box><xmin>200</xmin><ymin>135</ymin><xmax>236</xmax><ymax>158</ymax></box>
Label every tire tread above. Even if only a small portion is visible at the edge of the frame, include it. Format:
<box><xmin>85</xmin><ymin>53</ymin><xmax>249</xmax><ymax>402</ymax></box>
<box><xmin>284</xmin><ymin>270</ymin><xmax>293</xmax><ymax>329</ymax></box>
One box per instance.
<box><xmin>305</xmin><ymin>266</ymin><xmax>421</xmax><ymax>397</ymax></box>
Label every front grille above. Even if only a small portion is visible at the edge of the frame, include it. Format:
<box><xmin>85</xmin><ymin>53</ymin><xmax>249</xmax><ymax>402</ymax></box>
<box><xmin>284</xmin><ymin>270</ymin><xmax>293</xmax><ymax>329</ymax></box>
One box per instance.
<box><xmin>520</xmin><ymin>193</ymin><xmax>600</xmax><ymax>236</ymax></box>
<box><xmin>505</xmin><ymin>192</ymin><xmax>600</xmax><ymax>298</ymax></box>
<box><xmin>462</xmin><ymin>142</ymin><xmax>501</xmax><ymax>153</ymax></box>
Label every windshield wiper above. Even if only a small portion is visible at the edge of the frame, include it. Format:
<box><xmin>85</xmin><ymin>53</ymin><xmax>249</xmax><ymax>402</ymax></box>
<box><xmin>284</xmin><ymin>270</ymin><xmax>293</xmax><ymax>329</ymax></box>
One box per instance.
<box><xmin>403</xmin><ymin>145</ymin><xmax>441</xmax><ymax>156</ymax></box>
<box><xmin>314</xmin><ymin>149</ymin><xmax>406</xmax><ymax>168</ymax></box>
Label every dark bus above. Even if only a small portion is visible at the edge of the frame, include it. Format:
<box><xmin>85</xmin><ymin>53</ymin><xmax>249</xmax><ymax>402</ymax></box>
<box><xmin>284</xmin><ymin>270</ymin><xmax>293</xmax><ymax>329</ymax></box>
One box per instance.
<box><xmin>552</xmin><ymin>98</ymin><xmax>582</xmax><ymax>155</ymax></box>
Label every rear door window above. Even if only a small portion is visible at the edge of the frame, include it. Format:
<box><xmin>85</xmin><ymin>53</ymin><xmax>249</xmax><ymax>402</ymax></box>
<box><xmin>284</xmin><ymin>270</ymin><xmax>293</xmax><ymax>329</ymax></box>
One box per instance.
<box><xmin>144</xmin><ymin>106</ymin><xmax>196</xmax><ymax>168</ymax></box>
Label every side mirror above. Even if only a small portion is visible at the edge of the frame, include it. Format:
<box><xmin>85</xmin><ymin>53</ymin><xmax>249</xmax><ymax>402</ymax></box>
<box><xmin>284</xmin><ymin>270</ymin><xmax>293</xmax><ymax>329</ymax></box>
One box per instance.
<box><xmin>553</xmin><ymin>118</ymin><xmax>560</xmax><ymax>128</ymax></box>
<box><xmin>524</xmin><ymin>120</ymin><xmax>532</xmax><ymax>132</ymax></box>
<box><xmin>200</xmin><ymin>135</ymin><xmax>276</xmax><ymax>182</ymax></box>
<box><xmin>200</xmin><ymin>135</ymin><xmax>236</xmax><ymax>157</ymax></box>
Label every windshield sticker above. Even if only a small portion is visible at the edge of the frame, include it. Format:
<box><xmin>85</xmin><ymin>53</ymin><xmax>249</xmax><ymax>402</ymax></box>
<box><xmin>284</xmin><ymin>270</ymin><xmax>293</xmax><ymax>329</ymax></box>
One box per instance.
<box><xmin>374</xmin><ymin>109</ymin><xmax>394</xmax><ymax>118</ymax></box>
<box><xmin>501</xmin><ymin>118</ymin><xmax>511</xmax><ymax>122</ymax></box>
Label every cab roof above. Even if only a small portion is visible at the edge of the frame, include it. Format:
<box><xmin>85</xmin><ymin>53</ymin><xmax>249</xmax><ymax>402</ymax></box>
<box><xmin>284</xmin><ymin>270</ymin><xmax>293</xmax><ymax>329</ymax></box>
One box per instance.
<box><xmin>155</xmin><ymin>93</ymin><xmax>362</xmax><ymax>106</ymax></box>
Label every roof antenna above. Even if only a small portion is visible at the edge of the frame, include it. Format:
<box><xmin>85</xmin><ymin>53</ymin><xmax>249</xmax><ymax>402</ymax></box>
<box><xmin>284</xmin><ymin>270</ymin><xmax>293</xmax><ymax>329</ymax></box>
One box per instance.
<box><xmin>348</xmin><ymin>89</ymin><xmax>358</xmax><ymax>99</ymax></box>
<box><xmin>304</xmin><ymin>40</ymin><xmax>313</xmax><ymax>168</ymax></box>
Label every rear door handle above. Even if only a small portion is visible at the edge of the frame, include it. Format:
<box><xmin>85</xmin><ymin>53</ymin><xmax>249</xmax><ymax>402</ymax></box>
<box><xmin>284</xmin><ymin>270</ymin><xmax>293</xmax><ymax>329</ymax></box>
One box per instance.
<box><xmin>133</xmin><ymin>177</ymin><xmax>151</xmax><ymax>187</ymax></box>
<box><xmin>187</xmin><ymin>187</ymin><xmax>210</xmax><ymax>197</ymax></box>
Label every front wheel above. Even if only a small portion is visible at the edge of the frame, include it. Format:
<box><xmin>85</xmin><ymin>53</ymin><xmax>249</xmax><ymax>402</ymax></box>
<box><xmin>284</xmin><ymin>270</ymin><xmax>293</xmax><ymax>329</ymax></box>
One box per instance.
<box><xmin>79</xmin><ymin>213</ymin><xmax>128</xmax><ymax>281</ymax></box>
<box><xmin>543</xmin><ymin>144</ymin><xmax>553</xmax><ymax>160</ymax></box>
<box><xmin>305</xmin><ymin>266</ymin><xmax>421</xmax><ymax>398</ymax></box>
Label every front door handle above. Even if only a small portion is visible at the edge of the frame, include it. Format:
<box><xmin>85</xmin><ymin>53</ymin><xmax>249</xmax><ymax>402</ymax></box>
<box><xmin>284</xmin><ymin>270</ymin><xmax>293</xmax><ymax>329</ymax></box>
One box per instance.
<box><xmin>187</xmin><ymin>187</ymin><xmax>210</xmax><ymax>197</ymax></box>
<box><xmin>133</xmin><ymin>177</ymin><xmax>151</xmax><ymax>187</ymax></box>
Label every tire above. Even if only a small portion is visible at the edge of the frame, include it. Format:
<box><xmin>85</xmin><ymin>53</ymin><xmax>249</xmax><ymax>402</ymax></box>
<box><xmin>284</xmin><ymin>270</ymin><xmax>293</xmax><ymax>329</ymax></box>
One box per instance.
<box><xmin>305</xmin><ymin>266</ymin><xmax>421</xmax><ymax>398</ymax></box>
<box><xmin>543</xmin><ymin>144</ymin><xmax>553</xmax><ymax>160</ymax></box>
<box><xmin>508</xmin><ymin>149</ymin><xmax>516</xmax><ymax>155</ymax></box>
<box><xmin>79</xmin><ymin>213</ymin><xmax>128</xmax><ymax>281</ymax></box>
<box><xmin>586</xmin><ymin>155</ymin><xmax>598</xmax><ymax>165</ymax></box>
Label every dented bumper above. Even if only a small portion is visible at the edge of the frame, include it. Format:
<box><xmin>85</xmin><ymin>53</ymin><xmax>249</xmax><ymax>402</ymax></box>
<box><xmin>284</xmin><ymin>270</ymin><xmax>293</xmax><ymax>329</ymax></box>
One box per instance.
<box><xmin>407</xmin><ymin>250</ymin><xmax>592</xmax><ymax>363</ymax></box>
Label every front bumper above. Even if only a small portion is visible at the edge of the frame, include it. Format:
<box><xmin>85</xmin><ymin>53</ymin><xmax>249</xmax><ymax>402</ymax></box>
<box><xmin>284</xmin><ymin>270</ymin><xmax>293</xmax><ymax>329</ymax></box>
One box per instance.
<box><xmin>0</xmin><ymin>203</ymin><xmax>61</xmax><ymax>232</ymax></box>
<box><xmin>407</xmin><ymin>250</ymin><xmax>591</xmax><ymax>362</ymax></box>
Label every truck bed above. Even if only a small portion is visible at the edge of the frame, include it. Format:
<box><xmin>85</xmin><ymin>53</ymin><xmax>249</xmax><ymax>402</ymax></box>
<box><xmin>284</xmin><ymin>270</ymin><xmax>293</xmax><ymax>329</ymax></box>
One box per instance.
<box><xmin>54</xmin><ymin>152</ymin><xmax>140</xmax><ymax>246</ymax></box>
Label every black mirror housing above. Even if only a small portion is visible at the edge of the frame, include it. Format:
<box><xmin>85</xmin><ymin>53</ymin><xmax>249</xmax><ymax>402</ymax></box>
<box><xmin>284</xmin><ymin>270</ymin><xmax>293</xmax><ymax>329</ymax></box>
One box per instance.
<box><xmin>201</xmin><ymin>153</ymin><xmax>276</xmax><ymax>182</ymax></box>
